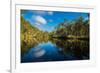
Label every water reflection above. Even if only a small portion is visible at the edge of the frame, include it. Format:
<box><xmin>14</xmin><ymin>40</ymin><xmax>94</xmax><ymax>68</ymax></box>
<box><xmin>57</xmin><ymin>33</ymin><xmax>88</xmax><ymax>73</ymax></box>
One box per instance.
<box><xmin>32</xmin><ymin>47</ymin><xmax>45</xmax><ymax>58</ymax></box>
<box><xmin>21</xmin><ymin>38</ymin><xmax>89</xmax><ymax>63</ymax></box>
<box><xmin>51</xmin><ymin>39</ymin><xmax>89</xmax><ymax>60</ymax></box>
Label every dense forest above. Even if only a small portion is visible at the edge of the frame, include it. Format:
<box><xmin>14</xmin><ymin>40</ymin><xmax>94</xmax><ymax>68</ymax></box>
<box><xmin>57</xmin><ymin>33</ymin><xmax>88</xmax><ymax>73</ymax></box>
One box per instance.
<box><xmin>50</xmin><ymin>16</ymin><xmax>89</xmax><ymax>39</ymax></box>
<box><xmin>21</xmin><ymin>16</ymin><xmax>89</xmax><ymax>55</ymax></box>
<box><xmin>21</xmin><ymin>16</ymin><xmax>49</xmax><ymax>55</ymax></box>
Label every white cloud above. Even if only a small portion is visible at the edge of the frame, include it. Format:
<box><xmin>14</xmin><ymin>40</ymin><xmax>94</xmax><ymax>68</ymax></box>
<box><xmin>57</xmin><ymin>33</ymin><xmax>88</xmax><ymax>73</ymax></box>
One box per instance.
<box><xmin>84</xmin><ymin>17</ymin><xmax>89</xmax><ymax>21</ymax></box>
<box><xmin>35</xmin><ymin>22</ymin><xmax>41</xmax><ymax>25</ymax></box>
<box><xmin>33</xmin><ymin>15</ymin><xmax>47</xmax><ymax>25</ymax></box>
<box><xmin>33</xmin><ymin>48</ymin><xmax>45</xmax><ymax>58</ymax></box>
<box><xmin>33</xmin><ymin>11</ymin><xmax>46</xmax><ymax>15</ymax></box>
<box><xmin>48</xmin><ymin>11</ymin><xmax>53</xmax><ymax>15</ymax></box>
<box><xmin>33</xmin><ymin>11</ymin><xmax>53</xmax><ymax>16</ymax></box>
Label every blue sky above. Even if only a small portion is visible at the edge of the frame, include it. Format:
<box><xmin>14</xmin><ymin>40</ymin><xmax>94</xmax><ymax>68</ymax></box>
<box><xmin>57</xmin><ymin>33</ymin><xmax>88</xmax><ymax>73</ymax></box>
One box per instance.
<box><xmin>21</xmin><ymin>10</ymin><xmax>89</xmax><ymax>32</ymax></box>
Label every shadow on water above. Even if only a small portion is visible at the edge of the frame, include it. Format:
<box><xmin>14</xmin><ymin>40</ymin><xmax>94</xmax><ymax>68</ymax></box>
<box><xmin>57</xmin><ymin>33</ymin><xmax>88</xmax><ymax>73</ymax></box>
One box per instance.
<box><xmin>21</xmin><ymin>38</ymin><xmax>89</xmax><ymax>63</ymax></box>
<box><xmin>50</xmin><ymin>38</ymin><xmax>89</xmax><ymax>60</ymax></box>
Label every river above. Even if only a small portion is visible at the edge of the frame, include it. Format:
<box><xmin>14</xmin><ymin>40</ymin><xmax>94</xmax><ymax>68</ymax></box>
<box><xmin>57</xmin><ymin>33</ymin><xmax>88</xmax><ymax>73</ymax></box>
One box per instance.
<box><xmin>21</xmin><ymin>39</ymin><xmax>89</xmax><ymax>63</ymax></box>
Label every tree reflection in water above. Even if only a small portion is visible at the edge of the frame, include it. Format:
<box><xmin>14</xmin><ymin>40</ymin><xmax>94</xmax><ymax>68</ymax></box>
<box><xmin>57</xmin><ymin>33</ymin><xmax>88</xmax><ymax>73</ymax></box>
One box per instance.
<box><xmin>51</xmin><ymin>38</ymin><xmax>89</xmax><ymax>60</ymax></box>
<box><xmin>21</xmin><ymin>38</ymin><xmax>89</xmax><ymax>63</ymax></box>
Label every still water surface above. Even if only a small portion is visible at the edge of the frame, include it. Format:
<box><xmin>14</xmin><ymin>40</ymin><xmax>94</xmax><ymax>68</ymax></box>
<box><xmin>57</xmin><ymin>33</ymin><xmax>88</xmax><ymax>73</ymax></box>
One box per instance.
<box><xmin>21</xmin><ymin>39</ymin><xmax>89</xmax><ymax>63</ymax></box>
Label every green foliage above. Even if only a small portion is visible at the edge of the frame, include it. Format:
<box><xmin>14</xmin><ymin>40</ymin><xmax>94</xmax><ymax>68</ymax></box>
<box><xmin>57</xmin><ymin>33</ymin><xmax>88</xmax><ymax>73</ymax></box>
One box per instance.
<box><xmin>21</xmin><ymin>16</ymin><xmax>89</xmax><ymax>55</ymax></box>
<box><xmin>21</xmin><ymin>16</ymin><xmax>49</xmax><ymax>55</ymax></box>
<box><xmin>51</xmin><ymin>16</ymin><xmax>89</xmax><ymax>38</ymax></box>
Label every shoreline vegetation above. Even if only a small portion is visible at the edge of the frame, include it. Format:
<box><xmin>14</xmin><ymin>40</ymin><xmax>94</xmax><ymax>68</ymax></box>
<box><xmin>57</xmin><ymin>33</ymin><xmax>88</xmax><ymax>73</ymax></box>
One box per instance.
<box><xmin>51</xmin><ymin>35</ymin><xmax>89</xmax><ymax>40</ymax></box>
<box><xmin>21</xmin><ymin>15</ymin><xmax>89</xmax><ymax>56</ymax></box>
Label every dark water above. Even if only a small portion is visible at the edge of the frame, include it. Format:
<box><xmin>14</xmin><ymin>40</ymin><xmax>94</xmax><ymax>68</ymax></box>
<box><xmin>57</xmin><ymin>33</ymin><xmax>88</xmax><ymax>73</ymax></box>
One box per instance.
<box><xmin>21</xmin><ymin>39</ymin><xmax>89</xmax><ymax>63</ymax></box>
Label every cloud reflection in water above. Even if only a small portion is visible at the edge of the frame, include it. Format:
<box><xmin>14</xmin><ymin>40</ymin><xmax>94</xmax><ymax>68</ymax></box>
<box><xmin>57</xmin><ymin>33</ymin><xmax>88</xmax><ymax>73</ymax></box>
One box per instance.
<box><xmin>33</xmin><ymin>48</ymin><xmax>45</xmax><ymax>58</ymax></box>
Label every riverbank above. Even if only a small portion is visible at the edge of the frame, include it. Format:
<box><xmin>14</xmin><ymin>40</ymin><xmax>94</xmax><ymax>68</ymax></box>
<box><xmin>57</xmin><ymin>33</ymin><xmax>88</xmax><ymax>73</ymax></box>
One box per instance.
<box><xmin>52</xmin><ymin>35</ymin><xmax>89</xmax><ymax>40</ymax></box>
